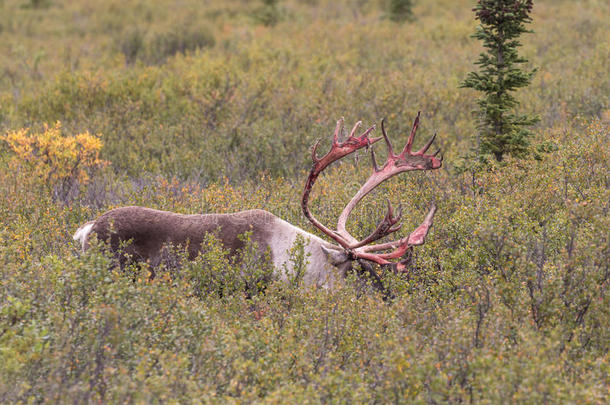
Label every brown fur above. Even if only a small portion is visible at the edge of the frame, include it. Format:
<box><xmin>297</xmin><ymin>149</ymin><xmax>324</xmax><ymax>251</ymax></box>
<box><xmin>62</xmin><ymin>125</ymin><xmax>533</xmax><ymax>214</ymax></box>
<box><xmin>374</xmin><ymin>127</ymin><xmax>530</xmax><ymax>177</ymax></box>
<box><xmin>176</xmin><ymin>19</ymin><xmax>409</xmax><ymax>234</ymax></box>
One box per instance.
<box><xmin>88</xmin><ymin>206</ymin><xmax>275</xmax><ymax>266</ymax></box>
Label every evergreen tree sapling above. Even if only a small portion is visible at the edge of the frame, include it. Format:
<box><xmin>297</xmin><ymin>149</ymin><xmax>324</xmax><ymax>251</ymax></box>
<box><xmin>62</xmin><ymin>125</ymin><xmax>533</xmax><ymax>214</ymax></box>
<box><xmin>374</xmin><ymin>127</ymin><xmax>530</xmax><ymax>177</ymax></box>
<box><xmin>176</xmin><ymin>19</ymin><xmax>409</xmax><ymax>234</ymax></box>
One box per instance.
<box><xmin>461</xmin><ymin>0</ymin><xmax>539</xmax><ymax>162</ymax></box>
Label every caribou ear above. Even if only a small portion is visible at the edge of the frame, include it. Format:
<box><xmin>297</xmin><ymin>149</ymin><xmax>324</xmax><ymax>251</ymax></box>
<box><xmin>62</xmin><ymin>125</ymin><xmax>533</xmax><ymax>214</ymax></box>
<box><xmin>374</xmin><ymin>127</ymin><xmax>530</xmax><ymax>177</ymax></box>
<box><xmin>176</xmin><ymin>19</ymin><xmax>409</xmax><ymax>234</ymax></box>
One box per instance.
<box><xmin>320</xmin><ymin>245</ymin><xmax>350</xmax><ymax>264</ymax></box>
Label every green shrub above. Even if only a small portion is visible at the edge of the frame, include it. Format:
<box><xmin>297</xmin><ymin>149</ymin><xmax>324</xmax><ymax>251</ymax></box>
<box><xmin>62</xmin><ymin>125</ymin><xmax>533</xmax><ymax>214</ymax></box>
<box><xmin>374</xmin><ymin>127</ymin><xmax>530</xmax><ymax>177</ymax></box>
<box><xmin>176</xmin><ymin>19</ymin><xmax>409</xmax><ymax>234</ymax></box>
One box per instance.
<box><xmin>184</xmin><ymin>232</ymin><xmax>275</xmax><ymax>299</ymax></box>
<box><xmin>387</xmin><ymin>0</ymin><xmax>415</xmax><ymax>23</ymax></box>
<box><xmin>147</xmin><ymin>25</ymin><xmax>215</xmax><ymax>64</ymax></box>
<box><xmin>20</xmin><ymin>0</ymin><xmax>50</xmax><ymax>9</ymax></box>
<box><xmin>253</xmin><ymin>0</ymin><xmax>282</xmax><ymax>27</ymax></box>
<box><xmin>117</xmin><ymin>28</ymin><xmax>145</xmax><ymax>65</ymax></box>
<box><xmin>117</xmin><ymin>24</ymin><xmax>215</xmax><ymax>65</ymax></box>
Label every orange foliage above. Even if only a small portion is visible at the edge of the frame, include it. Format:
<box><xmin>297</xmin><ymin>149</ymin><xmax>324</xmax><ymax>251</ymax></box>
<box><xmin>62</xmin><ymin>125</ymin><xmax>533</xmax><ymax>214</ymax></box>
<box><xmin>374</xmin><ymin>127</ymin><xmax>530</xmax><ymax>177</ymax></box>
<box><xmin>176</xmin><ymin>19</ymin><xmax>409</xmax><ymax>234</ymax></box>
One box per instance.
<box><xmin>2</xmin><ymin>122</ymin><xmax>107</xmax><ymax>186</ymax></box>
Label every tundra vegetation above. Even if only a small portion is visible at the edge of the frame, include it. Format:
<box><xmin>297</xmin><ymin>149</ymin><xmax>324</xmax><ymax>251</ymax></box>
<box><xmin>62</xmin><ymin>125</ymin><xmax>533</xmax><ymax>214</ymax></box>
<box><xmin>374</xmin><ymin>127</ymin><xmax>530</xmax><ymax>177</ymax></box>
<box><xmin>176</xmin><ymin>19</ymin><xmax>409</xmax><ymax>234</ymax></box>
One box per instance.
<box><xmin>0</xmin><ymin>0</ymin><xmax>608</xmax><ymax>403</ymax></box>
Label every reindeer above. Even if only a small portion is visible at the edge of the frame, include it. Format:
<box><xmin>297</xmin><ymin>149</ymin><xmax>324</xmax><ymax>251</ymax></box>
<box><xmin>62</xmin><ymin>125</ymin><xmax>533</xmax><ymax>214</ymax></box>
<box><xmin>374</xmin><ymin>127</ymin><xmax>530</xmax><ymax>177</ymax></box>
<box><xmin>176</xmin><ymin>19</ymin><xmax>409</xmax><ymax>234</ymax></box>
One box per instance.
<box><xmin>73</xmin><ymin>113</ymin><xmax>442</xmax><ymax>288</ymax></box>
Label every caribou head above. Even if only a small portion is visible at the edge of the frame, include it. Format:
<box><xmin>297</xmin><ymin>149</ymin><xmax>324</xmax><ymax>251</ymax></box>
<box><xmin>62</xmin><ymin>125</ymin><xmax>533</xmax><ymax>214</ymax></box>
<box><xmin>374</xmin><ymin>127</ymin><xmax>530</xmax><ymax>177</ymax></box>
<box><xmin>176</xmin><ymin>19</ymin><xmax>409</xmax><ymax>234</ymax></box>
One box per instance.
<box><xmin>73</xmin><ymin>112</ymin><xmax>442</xmax><ymax>288</ymax></box>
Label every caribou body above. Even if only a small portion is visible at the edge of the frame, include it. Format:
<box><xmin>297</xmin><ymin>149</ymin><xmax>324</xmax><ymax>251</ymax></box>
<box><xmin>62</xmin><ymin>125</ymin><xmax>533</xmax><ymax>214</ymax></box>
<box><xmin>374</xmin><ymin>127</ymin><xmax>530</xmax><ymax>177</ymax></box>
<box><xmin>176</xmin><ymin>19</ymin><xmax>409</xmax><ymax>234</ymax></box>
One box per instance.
<box><xmin>73</xmin><ymin>206</ymin><xmax>352</xmax><ymax>287</ymax></box>
<box><xmin>74</xmin><ymin>113</ymin><xmax>443</xmax><ymax>287</ymax></box>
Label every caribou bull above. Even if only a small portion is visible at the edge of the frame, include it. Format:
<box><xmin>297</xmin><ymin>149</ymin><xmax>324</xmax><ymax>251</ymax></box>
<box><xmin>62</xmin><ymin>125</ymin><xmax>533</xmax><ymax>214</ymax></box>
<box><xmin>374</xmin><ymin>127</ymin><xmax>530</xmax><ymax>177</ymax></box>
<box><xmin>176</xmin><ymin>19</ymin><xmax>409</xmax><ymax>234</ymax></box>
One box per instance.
<box><xmin>74</xmin><ymin>113</ymin><xmax>442</xmax><ymax>287</ymax></box>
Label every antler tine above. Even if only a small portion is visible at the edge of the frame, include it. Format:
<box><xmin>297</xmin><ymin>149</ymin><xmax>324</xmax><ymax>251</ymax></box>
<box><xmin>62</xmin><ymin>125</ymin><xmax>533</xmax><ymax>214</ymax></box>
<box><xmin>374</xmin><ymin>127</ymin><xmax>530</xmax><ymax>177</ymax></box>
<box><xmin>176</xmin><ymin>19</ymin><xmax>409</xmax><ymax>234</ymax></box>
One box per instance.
<box><xmin>311</xmin><ymin>139</ymin><xmax>321</xmax><ymax>163</ymax></box>
<box><xmin>370</xmin><ymin>147</ymin><xmax>380</xmax><ymax>172</ymax></box>
<box><xmin>349</xmin><ymin>121</ymin><xmax>362</xmax><ymax>139</ymax></box>
<box><xmin>358</xmin><ymin>204</ymin><xmax>436</xmax><ymax>265</ymax></box>
<box><xmin>401</xmin><ymin>111</ymin><xmax>421</xmax><ymax>156</ymax></box>
<box><xmin>358</xmin><ymin>124</ymin><xmax>378</xmax><ymax>146</ymax></box>
<box><xmin>417</xmin><ymin>132</ymin><xmax>437</xmax><ymax>154</ymax></box>
<box><xmin>385</xmin><ymin>200</ymin><xmax>404</xmax><ymax>233</ymax></box>
<box><xmin>360</xmin><ymin>204</ymin><xmax>437</xmax><ymax>254</ymax></box>
<box><xmin>394</xmin><ymin>202</ymin><xmax>403</xmax><ymax>224</ymax></box>
<box><xmin>386</xmin><ymin>198</ymin><xmax>394</xmax><ymax>218</ymax></box>
<box><xmin>394</xmin><ymin>251</ymin><xmax>414</xmax><ymax>273</ymax></box>
<box><xmin>333</xmin><ymin>117</ymin><xmax>345</xmax><ymax>145</ymax></box>
<box><xmin>349</xmin><ymin>199</ymin><xmax>403</xmax><ymax>249</ymax></box>
<box><xmin>407</xmin><ymin>204</ymin><xmax>436</xmax><ymax>246</ymax></box>
<box><xmin>380</xmin><ymin>118</ymin><xmax>395</xmax><ymax>156</ymax></box>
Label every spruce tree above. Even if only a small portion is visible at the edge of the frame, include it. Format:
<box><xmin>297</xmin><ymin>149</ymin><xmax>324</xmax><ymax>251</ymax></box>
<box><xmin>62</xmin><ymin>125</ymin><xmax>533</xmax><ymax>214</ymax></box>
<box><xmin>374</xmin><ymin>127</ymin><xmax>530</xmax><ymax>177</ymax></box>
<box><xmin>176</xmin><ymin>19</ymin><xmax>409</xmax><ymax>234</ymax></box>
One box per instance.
<box><xmin>461</xmin><ymin>0</ymin><xmax>539</xmax><ymax>162</ymax></box>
